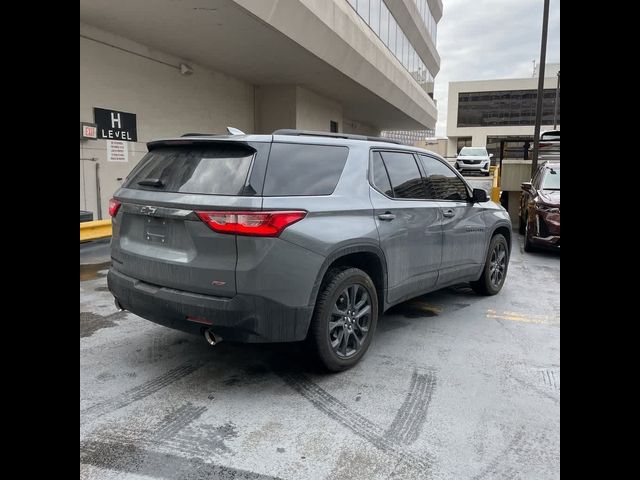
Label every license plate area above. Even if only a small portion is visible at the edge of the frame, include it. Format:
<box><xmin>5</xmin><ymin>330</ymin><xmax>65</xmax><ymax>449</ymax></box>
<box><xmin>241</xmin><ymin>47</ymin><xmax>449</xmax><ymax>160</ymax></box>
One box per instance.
<box><xmin>144</xmin><ymin>217</ymin><xmax>167</xmax><ymax>244</ymax></box>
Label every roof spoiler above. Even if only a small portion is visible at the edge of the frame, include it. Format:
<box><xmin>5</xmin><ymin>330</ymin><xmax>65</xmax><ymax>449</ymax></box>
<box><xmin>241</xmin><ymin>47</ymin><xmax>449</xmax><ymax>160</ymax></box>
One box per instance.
<box><xmin>180</xmin><ymin>126</ymin><xmax>246</xmax><ymax>137</ymax></box>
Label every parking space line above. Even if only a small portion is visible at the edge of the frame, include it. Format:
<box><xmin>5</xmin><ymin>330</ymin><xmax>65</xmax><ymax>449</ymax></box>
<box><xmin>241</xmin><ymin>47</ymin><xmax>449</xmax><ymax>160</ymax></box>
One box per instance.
<box><xmin>407</xmin><ymin>301</ymin><xmax>443</xmax><ymax>314</ymax></box>
<box><xmin>486</xmin><ymin>309</ymin><xmax>552</xmax><ymax>324</ymax></box>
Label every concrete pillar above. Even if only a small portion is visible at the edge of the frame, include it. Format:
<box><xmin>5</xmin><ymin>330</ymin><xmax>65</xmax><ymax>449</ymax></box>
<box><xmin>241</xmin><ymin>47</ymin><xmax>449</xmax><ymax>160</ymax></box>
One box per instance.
<box><xmin>507</xmin><ymin>191</ymin><xmax>522</xmax><ymax>227</ymax></box>
<box><xmin>472</xmin><ymin>133</ymin><xmax>487</xmax><ymax>147</ymax></box>
<box><xmin>447</xmin><ymin>137</ymin><xmax>457</xmax><ymax>158</ymax></box>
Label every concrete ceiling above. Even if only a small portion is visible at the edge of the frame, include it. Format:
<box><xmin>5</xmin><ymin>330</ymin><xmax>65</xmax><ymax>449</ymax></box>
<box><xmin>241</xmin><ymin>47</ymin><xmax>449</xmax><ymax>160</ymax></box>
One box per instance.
<box><xmin>80</xmin><ymin>0</ymin><xmax>433</xmax><ymax>130</ymax></box>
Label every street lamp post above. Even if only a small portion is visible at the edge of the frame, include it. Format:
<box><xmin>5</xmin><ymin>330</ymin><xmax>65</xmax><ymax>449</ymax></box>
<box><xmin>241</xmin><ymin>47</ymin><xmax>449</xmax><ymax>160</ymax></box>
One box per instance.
<box><xmin>531</xmin><ymin>0</ymin><xmax>550</xmax><ymax>176</ymax></box>
<box><xmin>553</xmin><ymin>70</ymin><xmax>560</xmax><ymax>130</ymax></box>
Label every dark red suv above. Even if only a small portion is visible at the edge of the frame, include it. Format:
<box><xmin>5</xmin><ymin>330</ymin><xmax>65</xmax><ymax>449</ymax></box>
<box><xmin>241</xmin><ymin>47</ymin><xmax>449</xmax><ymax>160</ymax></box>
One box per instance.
<box><xmin>519</xmin><ymin>162</ymin><xmax>560</xmax><ymax>251</ymax></box>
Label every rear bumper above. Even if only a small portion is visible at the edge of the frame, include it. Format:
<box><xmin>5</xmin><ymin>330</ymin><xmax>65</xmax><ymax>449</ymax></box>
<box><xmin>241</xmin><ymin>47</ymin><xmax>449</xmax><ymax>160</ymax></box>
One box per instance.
<box><xmin>107</xmin><ymin>268</ymin><xmax>313</xmax><ymax>343</ymax></box>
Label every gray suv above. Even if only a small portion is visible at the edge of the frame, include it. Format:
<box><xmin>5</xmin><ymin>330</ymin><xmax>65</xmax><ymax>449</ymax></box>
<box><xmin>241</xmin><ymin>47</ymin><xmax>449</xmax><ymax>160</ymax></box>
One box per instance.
<box><xmin>108</xmin><ymin>129</ymin><xmax>512</xmax><ymax>371</ymax></box>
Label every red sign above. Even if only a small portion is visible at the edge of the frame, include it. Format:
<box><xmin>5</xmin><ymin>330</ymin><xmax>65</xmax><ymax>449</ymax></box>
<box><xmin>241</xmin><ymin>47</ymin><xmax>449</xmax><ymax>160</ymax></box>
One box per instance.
<box><xmin>81</xmin><ymin>122</ymin><xmax>97</xmax><ymax>139</ymax></box>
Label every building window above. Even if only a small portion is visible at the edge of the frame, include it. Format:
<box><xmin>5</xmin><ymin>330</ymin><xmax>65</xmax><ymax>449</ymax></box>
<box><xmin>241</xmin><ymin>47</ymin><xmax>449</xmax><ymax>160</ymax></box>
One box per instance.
<box><xmin>380</xmin><ymin>129</ymin><xmax>435</xmax><ymax>144</ymax></box>
<box><xmin>345</xmin><ymin>0</ymin><xmax>435</xmax><ymax>95</ymax></box>
<box><xmin>412</xmin><ymin>0</ymin><xmax>438</xmax><ymax>44</ymax></box>
<box><xmin>330</xmin><ymin>121</ymin><xmax>339</xmax><ymax>133</ymax></box>
<box><xmin>457</xmin><ymin>89</ymin><xmax>560</xmax><ymax>127</ymax></box>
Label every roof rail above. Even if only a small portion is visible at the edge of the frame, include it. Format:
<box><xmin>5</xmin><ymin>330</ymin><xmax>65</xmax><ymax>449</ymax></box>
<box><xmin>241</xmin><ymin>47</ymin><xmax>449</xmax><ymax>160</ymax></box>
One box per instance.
<box><xmin>272</xmin><ymin>129</ymin><xmax>405</xmax><ymax>145</ymax></box>
<box><xmin>180</xmin><ymin>133</ymin><xmax>224</xmax><ymax>137</ymax></box>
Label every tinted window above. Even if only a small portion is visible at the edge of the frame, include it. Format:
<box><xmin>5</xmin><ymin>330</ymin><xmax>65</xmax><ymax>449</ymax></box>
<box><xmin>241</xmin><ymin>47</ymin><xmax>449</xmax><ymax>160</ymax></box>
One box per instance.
<box><xmin>381</xmin><ymin>151</ymin><xmax>425</xmax><ymax>199</ymax></box>
<box><xmin>457</xmin><ymin>89</ymin><xmax>560</xmax><ymax>127</ymax></box>
<box><xmin>419</xmin><ymin>155</ymin><xmax>469</xmax><ymax>201</ymax></box>
<box><xmin>123</xmin><ymin>144</ymin><xmax>254</xmax><ymax>195</ymax></box>
<box><xmin>263</xmin><ymin>143</ymin><xmax>348</xmax><ymax>196</ymax></box>
<box><xmin>371</xmin><ymin>152</ymin><xmax>393</xmax><ymax>197</ymax></box>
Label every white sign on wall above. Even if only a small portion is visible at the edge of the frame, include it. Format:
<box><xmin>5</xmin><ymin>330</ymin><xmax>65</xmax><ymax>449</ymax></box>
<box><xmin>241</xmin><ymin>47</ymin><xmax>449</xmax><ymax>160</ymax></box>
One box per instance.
<box><xmin>107</xmin><ymin>140</ymin><xmax>128</xmax><ymax>163</ymax></box>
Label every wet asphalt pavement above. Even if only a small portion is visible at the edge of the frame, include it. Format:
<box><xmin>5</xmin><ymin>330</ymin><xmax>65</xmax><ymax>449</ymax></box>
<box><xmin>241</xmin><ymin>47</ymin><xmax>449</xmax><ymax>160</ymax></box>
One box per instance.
<box><xmin>80</xmin><ymin>234</ymin><xmax>559</xmax><ymax>480</ymax></box>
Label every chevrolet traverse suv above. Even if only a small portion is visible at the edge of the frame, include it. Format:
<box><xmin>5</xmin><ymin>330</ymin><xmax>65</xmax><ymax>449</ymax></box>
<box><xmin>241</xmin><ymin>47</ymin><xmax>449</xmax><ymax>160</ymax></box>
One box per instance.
<box><xmin>108</xmin><ymin>129</ymin><xmax>512</xmax><ymax>371</ymax></box>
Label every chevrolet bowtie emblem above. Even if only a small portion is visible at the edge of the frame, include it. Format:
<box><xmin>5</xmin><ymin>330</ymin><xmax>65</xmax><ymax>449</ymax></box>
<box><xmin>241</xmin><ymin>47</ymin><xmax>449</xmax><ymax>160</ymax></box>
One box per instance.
<box><xmin>140</xmin><ymin>206</ymin><xmax>157</xmax><ymax>215</ymax></box>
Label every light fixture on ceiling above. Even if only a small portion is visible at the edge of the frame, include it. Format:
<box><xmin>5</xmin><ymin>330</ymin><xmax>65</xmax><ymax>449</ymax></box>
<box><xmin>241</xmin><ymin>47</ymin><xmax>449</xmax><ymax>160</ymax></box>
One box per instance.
<box><xmin>180</xmin><ymin>63</ymin><xmax>194</xmax><ymax>75</ymax></box>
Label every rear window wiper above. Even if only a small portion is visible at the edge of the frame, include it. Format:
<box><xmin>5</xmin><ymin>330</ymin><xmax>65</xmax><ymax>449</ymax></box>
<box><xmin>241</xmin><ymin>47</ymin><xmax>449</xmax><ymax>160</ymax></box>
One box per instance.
<box><xmin>137</xmin><ymin>178</ymin><xmax>164</xmax><ymax>187</ymax></box>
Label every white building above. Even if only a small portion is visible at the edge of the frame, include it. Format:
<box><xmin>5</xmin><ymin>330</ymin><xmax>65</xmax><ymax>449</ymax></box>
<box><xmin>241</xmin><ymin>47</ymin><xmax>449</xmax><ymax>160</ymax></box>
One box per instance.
<box><xmin>446</xmin><ymin>67</ymin><xmax>560</xmax><ymax>161</ymax></box>
<box><xmin>80</xmin><ymin>0</ymin><xmax>442</xmax><ymax>219</ymax></box>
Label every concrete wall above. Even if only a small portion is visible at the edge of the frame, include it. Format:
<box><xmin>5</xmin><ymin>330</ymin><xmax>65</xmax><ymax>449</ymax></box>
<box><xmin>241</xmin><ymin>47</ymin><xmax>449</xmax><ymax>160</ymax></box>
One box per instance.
<box><xmin>255</xmin><ymin>85</ymin><xmax>297</xmax><ymax>134</ymax></box>
<box><xmin>80</xmin><ymin>24</ymin><xmax>256</xmax><ymax>218</ymax></box>
<box><xmin>295</xmin><ymin>87</ymin><xmax>343</xmax><ymax>132</ymax></box>
<box><xmin>415</xmin><ymin>138</ymin><xmax>447</xmax><ymax>157</ymax></box>
<box><xmin>235</xmin><ymin>0</ymin><xmax>437</xmax><ymax>129</ymax></box>
<box><xmin>343</xmin><ymin>117</ymin><xmax>379</xmax><ymax>137</ymax></box>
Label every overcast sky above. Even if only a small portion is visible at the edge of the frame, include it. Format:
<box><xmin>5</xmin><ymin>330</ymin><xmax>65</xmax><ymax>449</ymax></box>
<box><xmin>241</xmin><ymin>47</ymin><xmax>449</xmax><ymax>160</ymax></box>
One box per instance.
<box><xmin>433</xmin><ymin>0</ymin><xmax>560</xmax><ymax>136</ymax></box>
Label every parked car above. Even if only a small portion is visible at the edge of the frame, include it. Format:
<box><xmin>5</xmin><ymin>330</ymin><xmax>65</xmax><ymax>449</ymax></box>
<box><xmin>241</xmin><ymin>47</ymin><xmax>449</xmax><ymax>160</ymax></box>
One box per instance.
<box><xmin>455</xmin><ymin>147</ymin><xmax>493</xmax><ymax>176</ymax></box>
<box><xmin>519</xmin><ymin>161</ymin><xmax>560</xmax><ymax>251</ymax></box>
<box><xmin>538</xmin><ymin>130</ymin><xmax>560</xmax><ymax>161</ymax></box>
<box><xmin>108</xmin><ymin>129</ymin><xmax>512</xmax><ymax>371</ymax></box>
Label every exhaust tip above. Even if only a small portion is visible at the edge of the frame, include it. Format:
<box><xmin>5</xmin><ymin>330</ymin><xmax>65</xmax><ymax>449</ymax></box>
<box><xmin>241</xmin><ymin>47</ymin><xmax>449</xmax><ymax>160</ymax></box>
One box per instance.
<box><xmin>203</xmin><ymin>329</ymin><xmax>222</xmax><ymax>346</ymax></box>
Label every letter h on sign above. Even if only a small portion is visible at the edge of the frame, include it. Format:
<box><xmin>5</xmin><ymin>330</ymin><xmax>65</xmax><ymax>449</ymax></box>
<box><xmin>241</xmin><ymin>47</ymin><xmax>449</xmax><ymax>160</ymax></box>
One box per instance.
<box><xmin>111</xmin><ymin>112</ymin><xmax>122</xmax><ymax>129</ymax></box>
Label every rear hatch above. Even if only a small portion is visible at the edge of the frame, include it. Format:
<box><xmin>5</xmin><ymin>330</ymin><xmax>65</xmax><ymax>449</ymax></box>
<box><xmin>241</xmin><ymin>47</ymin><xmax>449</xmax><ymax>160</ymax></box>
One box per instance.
<box><xmin>110</xmin><ymin>140</ymin><xmax>269</xmax><ymax>297</ymax></box>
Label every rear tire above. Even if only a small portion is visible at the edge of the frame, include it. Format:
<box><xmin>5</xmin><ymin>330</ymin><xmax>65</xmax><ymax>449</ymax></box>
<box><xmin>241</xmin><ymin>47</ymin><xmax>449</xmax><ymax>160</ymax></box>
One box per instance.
<box><xmin>470</xmin><ymin>234</ymin><xmax>509</xmax><ymax>296</ymax></box>
<box><xmin>308</xmin><ymin>268</ymin><xmax>378</xmax><ymax>372</ymax></box>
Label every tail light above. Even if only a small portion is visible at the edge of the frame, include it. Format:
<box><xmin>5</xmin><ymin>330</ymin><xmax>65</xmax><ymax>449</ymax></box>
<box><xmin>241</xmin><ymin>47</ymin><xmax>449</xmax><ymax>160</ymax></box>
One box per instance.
<box><xmin>108</xmin><ymin>198</ymin><xmax>121</xmax><ymax>217</ymax></box>
<box><xmin>195</xmin><ymin>210</ymin><xmax>306</xmax><ymax>237</ymax></box>
<box><xmin>538</xmin><ymin>142</ymin><xmax>552</xmax><ymax>148</ymax></box>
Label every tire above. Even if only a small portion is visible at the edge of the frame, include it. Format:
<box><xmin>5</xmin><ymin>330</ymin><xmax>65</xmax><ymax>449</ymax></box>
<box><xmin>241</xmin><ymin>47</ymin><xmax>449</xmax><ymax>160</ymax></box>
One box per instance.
<box><xmin>523</xmin><ymin>214</ymin><xmax>535</xmax><ymax>252</ymax></box>
<box><xmin>470</xmin><ymin>234</ymin><xmax>509</xmax><ymax>296</ymax></box>
<box><xmin>308</xmin><ymin>268</ymin><xmax>378</xmax><ymax>372</ymax></box>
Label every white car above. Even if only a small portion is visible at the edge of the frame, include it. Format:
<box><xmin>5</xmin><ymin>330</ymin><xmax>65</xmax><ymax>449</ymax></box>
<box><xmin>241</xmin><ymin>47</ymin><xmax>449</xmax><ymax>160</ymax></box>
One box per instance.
<box><xmin>455</xmin><ymin>147</ymin><xmax>492</xmax><ymax>176</ymax></box>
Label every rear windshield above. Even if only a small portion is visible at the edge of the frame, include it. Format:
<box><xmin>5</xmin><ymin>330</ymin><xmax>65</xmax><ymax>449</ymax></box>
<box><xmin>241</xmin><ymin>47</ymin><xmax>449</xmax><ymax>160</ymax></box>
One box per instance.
<box><xmin>123</xmin><ymin>144</ymin><xmax>254</xmax><ymax>195</ymax></box>
<box><xmin>263</xmin><ymin>143</ymin><xmax>348</xmax><ymax>196</ymax></box>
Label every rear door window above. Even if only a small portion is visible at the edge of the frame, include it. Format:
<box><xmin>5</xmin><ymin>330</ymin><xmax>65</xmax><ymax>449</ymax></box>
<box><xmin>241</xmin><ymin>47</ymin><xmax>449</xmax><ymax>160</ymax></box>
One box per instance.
<box><xmin>123</xmin><ymin>143</ymin><xmax>255</xmax><ymax>195</ymax></box>
<box><xmin>379</xmin><ymin>151</ymin><xmax>426</xmax><ymax>199</ymax></box>
<box><xmin>263</xmin><ymin>143</ymin><xmax>348</xmax><ymax>196</ymax></box>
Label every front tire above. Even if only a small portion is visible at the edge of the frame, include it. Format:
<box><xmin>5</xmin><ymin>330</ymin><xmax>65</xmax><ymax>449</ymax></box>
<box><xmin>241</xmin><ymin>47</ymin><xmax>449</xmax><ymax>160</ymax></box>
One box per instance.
<box><xmin>524</xmin><ymin>214</ymin><xmax>535</xmax><ymax>252</ymax></box>
<box><xmin>308</xmin><ymin>268</ymin><xmax>378</xmax><ymax>372</ymax></box>
<box><xmin>470</xmin><ymin>234</ymin><xmax>509</xmax><ymax>296</ymax></box>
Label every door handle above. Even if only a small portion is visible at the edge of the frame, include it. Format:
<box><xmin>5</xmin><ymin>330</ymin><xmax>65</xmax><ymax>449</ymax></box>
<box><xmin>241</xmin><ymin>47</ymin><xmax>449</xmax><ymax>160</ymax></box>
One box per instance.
<box><xmin>442</xmin><ymin>209</ymin><xmax>455</xmax><ymax>218</ymax></box>
<box><xmin>378</xmin><ymin>212</ymin><xmax>396</xmax><ymax>221</ymax></box>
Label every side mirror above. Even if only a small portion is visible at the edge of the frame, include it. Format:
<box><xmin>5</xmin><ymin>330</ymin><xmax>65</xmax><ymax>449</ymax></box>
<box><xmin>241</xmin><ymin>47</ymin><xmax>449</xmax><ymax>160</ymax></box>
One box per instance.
<box><xmin>472</xmin><ymin>188</ymin><xmax>488</xmax><ymax>203</ymax></box>
<box><xmin>489</xmin><ymin>153</ymin><xmax>494</xmax><ymax>158</ymax></box>
<box><xmin>521</xmin><ymin>181</ymin><xmax>533</xmax><ymax>193</ymax></box>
